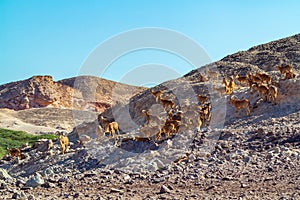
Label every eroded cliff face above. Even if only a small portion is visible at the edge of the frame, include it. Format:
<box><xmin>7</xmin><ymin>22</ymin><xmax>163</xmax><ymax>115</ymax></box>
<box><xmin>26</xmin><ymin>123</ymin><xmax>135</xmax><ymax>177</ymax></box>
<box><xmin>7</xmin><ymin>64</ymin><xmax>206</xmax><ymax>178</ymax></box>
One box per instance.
<box><xmin>0</xmin><ymin>76</ymin><xmax>74</xmax><ymax>110</ymax></box>
<box><xmin>0</xmin><ymin>75</ymin><xmax>146</xmax><ymax>112</ymax></box>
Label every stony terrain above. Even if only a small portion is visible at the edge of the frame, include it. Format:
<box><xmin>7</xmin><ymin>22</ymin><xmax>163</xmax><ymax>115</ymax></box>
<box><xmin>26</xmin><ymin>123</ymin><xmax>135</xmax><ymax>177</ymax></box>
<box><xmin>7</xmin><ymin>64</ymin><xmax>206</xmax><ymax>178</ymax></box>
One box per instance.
<box><xmin>1</xmin><ymin>34</ymin><xmax>300</xmax><ymax>199</ymax></box>
<box><xmin>0</xmin><ymin>108</ymin><xmax>98</xmax><ymax>134</ymax></box>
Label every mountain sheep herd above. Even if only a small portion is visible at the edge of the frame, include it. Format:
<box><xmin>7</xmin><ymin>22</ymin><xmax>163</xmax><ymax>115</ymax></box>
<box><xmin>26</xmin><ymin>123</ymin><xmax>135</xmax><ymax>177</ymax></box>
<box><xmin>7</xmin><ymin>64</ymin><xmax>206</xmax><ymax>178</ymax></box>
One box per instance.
<box><xmin>7</xmin><ymin>64</ymin><xmax>298</xmax><ymax>159</ymax></box>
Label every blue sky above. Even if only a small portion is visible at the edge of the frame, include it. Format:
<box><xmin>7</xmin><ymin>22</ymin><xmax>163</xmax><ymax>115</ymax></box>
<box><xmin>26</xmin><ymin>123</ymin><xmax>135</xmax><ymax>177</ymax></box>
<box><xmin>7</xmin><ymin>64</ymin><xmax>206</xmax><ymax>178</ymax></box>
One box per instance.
<box><xmin>1</xmin><ymin>0</ymin><xmax>300</xmax><ymax>86</ymax></box>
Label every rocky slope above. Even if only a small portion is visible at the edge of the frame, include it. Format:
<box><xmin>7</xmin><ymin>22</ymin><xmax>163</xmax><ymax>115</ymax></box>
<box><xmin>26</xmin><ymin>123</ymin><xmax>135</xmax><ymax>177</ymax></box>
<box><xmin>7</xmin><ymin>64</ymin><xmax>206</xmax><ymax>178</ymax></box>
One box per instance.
<box><xmin>100</xmin><ymin>33</ymin><xmax>300</xmax><ymax>133</ymax></box>
<box><xmin>1</xmin><ymin>34</ymin><xmax>300</xmax><ymax>199</ymax></box>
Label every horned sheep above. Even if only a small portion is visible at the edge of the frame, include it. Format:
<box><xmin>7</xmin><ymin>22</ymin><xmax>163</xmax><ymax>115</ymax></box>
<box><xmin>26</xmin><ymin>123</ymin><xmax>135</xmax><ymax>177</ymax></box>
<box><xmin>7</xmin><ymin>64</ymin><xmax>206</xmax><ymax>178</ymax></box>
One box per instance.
<box><xmin>150</xmin><ymin>89</ymin><xmax>162</xmax><ymax>102</ymax></box>
<box><xmin>256</xmin><ymin>72</ymin><xmax>272</xmax><ymax>84</ymax></box>
<box><xmin>230</xmin><ymin>96</ymin><xmax>250</xmax><ymax>116</ymax></box>
<box><xmin>8</xmin><ymin>148</ymin><xmax>21</xmax><ymax>159</ymax></box>
<box><xmin>159</xmin><ymin>97</ymin><xmax>175</xmax><ymax>110</ymax></box>
<box><xmin>235</xmin><ymin>74</ymin><xmax>249</xmax><ymax>86</ymax></box>
<box><xmin>268</xmin><ymin>85</ymin><xmax>278</xmax><ymax>105</ymax></box>
<box><xmin>277</xmin><ymin>64</ymin><xmax>293</xmax><ymax>78</ymax></box>
<box><xmin>58</xmin><ymin>132</ymin><xmax>69</xmax><ymax>154</ymax></box>
<box><xmin>252</xmin><ymin>83</ymin><xmax>269</xmax><ymax>101</ymax></box>
<box><xmin>99</xmin><ymin>116</ymin><xmax>120</xmax><ymax>139</ymax></box>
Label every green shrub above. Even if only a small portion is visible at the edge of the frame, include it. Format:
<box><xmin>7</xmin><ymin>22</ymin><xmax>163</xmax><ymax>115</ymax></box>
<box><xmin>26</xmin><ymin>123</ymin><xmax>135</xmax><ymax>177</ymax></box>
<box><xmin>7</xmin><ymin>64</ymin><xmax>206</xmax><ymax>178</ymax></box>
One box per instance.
<box><xmin>0</xmin><ymin>128</ymin><xmax>57</xmax><ymax>158</ymax></box>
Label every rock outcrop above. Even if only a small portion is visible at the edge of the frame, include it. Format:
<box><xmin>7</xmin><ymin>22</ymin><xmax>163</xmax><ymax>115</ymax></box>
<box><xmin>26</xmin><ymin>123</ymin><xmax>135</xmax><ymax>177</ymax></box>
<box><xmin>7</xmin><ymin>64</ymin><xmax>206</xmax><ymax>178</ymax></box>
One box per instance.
<box><xmin>0</xmin><ymin>76</ymin><xmax>74</xmax><ymax>110</ymax></box>
<box><xmin>0</xmin><ymin>75</ymin><xmax>146</xmax><ymax>112</ymax></box>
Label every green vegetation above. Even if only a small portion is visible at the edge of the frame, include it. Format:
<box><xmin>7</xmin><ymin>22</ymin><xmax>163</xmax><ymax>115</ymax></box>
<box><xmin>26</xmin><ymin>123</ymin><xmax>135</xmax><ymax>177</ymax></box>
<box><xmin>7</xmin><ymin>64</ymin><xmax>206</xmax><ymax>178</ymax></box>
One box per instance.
<box><xmin>0</xmin><ymin>128</ymin><xmax>57</xmax><ymax>158</ymax></box>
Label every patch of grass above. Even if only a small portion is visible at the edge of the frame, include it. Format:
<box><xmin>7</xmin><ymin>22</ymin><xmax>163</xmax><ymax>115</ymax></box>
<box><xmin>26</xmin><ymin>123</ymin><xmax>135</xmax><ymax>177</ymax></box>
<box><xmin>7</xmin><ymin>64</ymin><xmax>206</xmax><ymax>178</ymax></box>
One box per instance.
<box><xmin>0</xmin><ymin>128</ymin><xmax>57</xmax><ymax>158</ymax></box>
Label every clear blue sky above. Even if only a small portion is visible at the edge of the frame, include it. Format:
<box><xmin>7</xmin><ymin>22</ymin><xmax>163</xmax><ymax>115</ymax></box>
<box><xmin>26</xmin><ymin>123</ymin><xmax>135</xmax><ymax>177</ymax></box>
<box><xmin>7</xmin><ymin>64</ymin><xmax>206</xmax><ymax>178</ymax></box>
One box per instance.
<box><xmin>1</xmin><ymin>0</ymin><xmax>300</xmax><ymax>85</ymax></box>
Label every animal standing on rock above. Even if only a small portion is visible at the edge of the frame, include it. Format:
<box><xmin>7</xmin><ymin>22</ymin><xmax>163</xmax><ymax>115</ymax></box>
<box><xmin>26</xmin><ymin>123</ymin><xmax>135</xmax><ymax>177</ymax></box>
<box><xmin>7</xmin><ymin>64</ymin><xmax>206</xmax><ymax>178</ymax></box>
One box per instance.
<box><xmin>235</xmin><ymin>74</ymin><xmax>249</xmax><ymax>86</ymax></box>
<box><xmin>142</xmin><ymin>109</ymin><xmax>151</xmax><ymax>125</ymax></box>
<box><xmin>199</xmin><ymin>102</ymin><xmax>211</xmax><ymax>126</ymax></box>
<box><xmin>252</xmin><ymin>83</ymin><xmax>269</xmax><ymax>101</ymax></box>
<box><xmin>197</xmin><ymin>94</ymin><xmax>209</xmax><ymax>104</ymax></box>
<box><xmin>8</xmin><ymin>148</ymin><xmax>21</xmax><ymax>159</ymax></box>
<box><xmin>99</xmin><ymin>116</ymin><xmax>120</xmax><ymax>139</ymax></box>
<box><xmin>230</xmin><ymin>96</ymin><xmax>250</xmax><ymax>116</ymax></box>
<box><xmin>268</xmin><ymin>85</ymin><xmax>278</xmax><ymax>105</ymax></box>
<box><xmin>277</xmin><ymin>64</ymin><xmax>293</xmax><ymax>79</ymax></box>
<box><xmin>159</xmin><ymin>97</ymin><xmax>175</xmax><ymax>110</ymax></box>
<box><xmin>285</xmin><ymin>70</ymin><xmax>298</xmax><ymax>79</ymax></box>
<box><xmin>228</xmin><ymin>76</ymin><xmax>236</xmax><ymax>94</ymax></box>
<box><xmin>248</xmin><ymin>72</ymin><xmax>262</xmax><ymax>86</ymax></box>
<box><xmin>142</xmin><ymin>109</ymin><xmax>161</xmax><ymax>126</ymax></box>
<box><xmin>195</xmin><ymin>115</ymin><xmax>203</xmax><ymax>131</ymax></box>
<box><xmin>156</xmin><ymin>119</ymin><xmax>180</xmax><ymax>141</ymax></box>
<box><xmin>150</xmin><ymin>89</ymin><xmax>162</xmax><ymax>102</ymax></box>
<box><xmin>160</xmin><ymin>120</ymin><xmax>177</xmax><ymax>139</ymax></box>
<box><xmin>198</xmin><ymin>72</ymin><xmax>208</xmax><ymax>82</ymax></box>
<box><xmin>168</xmin><ymin>110</ymin><xmax>182</xmax><ymax>121</ymax></box>
<box><xmin>223</xmin><ymin>77</ymin><xmax>230</xmax><ymax>94</ymax></box>
<box><xmin>58</xmin><ymin>132</ymin><xmax>69</xmax><ymax>154</ymax></box>
<box><xmin>256</xmin><ymin>72</ymin><xmax>272</xmax><ymax>84</ymax></box>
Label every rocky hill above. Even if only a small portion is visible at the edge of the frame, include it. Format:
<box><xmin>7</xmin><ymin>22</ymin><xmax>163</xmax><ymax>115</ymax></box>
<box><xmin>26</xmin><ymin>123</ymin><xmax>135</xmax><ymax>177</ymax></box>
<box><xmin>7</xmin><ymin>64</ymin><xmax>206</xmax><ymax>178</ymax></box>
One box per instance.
<box><xmin>0</xmin><ymin>75</ymin><xmax>146</xmax><ymax>134</ymax></box>
<box><xmin>100</xmin><ymin>33</ymin><xmax>300</xmax><ymax>132</ymax></box>
<box><xmin>1</xmin><ymin>34</ymin><xmax>300</xmax><ymax>199</ymax></box>
<box><xmin>0</xmin><ymin>75</ymin><xmax>146</xmax><ymax>112</ymax></box>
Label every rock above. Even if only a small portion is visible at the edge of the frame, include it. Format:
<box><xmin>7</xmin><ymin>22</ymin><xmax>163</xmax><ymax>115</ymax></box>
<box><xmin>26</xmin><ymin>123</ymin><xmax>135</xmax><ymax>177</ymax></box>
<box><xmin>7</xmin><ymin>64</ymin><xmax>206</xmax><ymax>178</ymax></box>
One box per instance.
<box><xmin>0</xmin><ymin>168</ymin><xmax>12</xmax><ymax>180</ymax></box>
<box><xmin>0</xmin><ymin>75</ymin><xmax>145</xmax><ymax>111</ymax></box>
<box><xmin>58</xmin><ymin>176</ymin><xmax>68</xmax><ymax>183</ymax></box>
<box><xmin>243</xmin><ymin>156</ymin><xmax>250</xmax><ymax>163</ymax></box>
<box><xmin>274</xmin><ymin>147</ymin><xmax>281</xmax><ymax>154</ymax></box>
<box><xmin>12</xmin><ymin>191</ymin><xmax>27</xmax><ymax>199</ymax></box>
<box><xmin>42</xmin><ymin>182</ymin><xmax>56</xmax><ymax>188</ymax></box>
<box><xmin>84</xmin><ymin>172</ymin><xmax>97</xmax><ymax>178</ymax></box>
<box><xmin>42</xmin><ymin>168</ymin><xmax>54</xmax><ymax>177</ymax></box>
<box><xmin>27</xmin><ymin>194</ymin><xmax>35</xmax><ymax>200</ymax></box>
<box><xmin>15</xmin><ymin>179</ymin><xmax>26</xmax><ymax>188</ymax></box>
<box><xmin>25</xmin><ymin>174</ymin><xmax>44</xmax><ymax>188</ymax></box>
<box><xmin>32</xmin><ymin>139</ymin><xmax>53</xmax><ymax>152</ymax></box>
<box><xmin>225</xmin><ymin>154</ymin><xmax>231</xmax><ymax>161</ymax></box>
<box><xmin>266</xmin><ymin>152</ymin><xmax>274</xmax><ymax>160</ymax></box>
<box><xmin>205</xmin><ymin>185</ymin><xmax>216</xmax><ymax>191</ymax></box>
<box><xmin>221</xmin><ymin>141</ymin><xmax>229</xmax><ymax>148</ymax></box>
<box><xmin>110</xmin><ymin>188</ymin><xmax>124</xmax><ymax>193</ymax></box>
<box><xmin>0</xmin><ymin>182</ymin><xmax>8</xmax><ymax>190</ymax></box>
<box><xmin>159</xmin><ymin>185</ymin><xmax>171</xmax><ymax>194</ymax></box>
<box><xmin>79</xmin><ymin>134</ymin><xmax>91</xmax><ymax>145</ymax></box>
<box><xmin>95</xmin><ymin>196</ymin><xmax>103</xmax><ymax>200</ymax></box>
<box><xmin>73</xmin><ymin>193</ymin><xmax>80</xmax><ymax>198</ymax></box>
<box><xmin>123</xmin><ymin>174</ymin><xmax>131</xmax><ymax>182</ymax></box>
<box><xmin>256</xmin><ymin>128</ymin><xmax>265</xmax><ymax>138</ymax></box>
<box><xmin>152</xmin><ymin>177</ymin><xmax>165</xmax><ymax>183</ymax></box>
<box><xmin>73</xmin><ymin>149</ymin><xmax>88</xmax><ymax>158</ymax></box>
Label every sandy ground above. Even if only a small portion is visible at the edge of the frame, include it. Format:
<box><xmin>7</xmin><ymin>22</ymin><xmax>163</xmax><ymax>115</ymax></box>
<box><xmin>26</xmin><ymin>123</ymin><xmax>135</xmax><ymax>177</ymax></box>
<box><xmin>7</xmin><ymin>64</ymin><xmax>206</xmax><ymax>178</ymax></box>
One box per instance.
<box><xmin>0</xmin><ymin>108</ymin><xmax>97</xmax><ymax>134</ymax></box>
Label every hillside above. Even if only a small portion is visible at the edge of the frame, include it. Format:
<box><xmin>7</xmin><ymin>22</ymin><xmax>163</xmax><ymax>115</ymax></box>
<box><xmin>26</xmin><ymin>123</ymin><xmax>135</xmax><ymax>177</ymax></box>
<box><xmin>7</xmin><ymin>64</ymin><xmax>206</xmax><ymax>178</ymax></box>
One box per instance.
<box><xmin>0</xmin><ymin>75</ymin><xmax>146</xmax><ymax>134</ymax></box>
<box><xmin>0</xmin><ymin>34</ymin><xmax>300</xmax><ymax>199</ymax></box>
<box><xmin>101</xmin><ymin>33</ymin><xmax>300</xmax><ymax>132</ymax></box>
<box><xmin>0</xmin><ymin>75</ymin><xmax>146</xmax><ymax>112</ymax></box>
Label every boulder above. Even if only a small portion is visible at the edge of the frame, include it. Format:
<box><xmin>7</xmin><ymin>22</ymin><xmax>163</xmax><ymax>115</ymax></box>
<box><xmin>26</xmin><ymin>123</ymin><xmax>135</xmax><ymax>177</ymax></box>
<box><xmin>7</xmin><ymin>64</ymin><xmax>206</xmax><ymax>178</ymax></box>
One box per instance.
<box><xmin>32</xmin><ymin>139</ymin><xmax>53</xmax><ymax>152</ymax></box>
<box><xmin>0</xmin><ymin>168</ymin><xmax>12</xmax><ymax>180</ymax></box>
<box><xmin>25</xmin><ymin>174</ymin><xmax>44</xmax><ymax>188</ymax></box>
